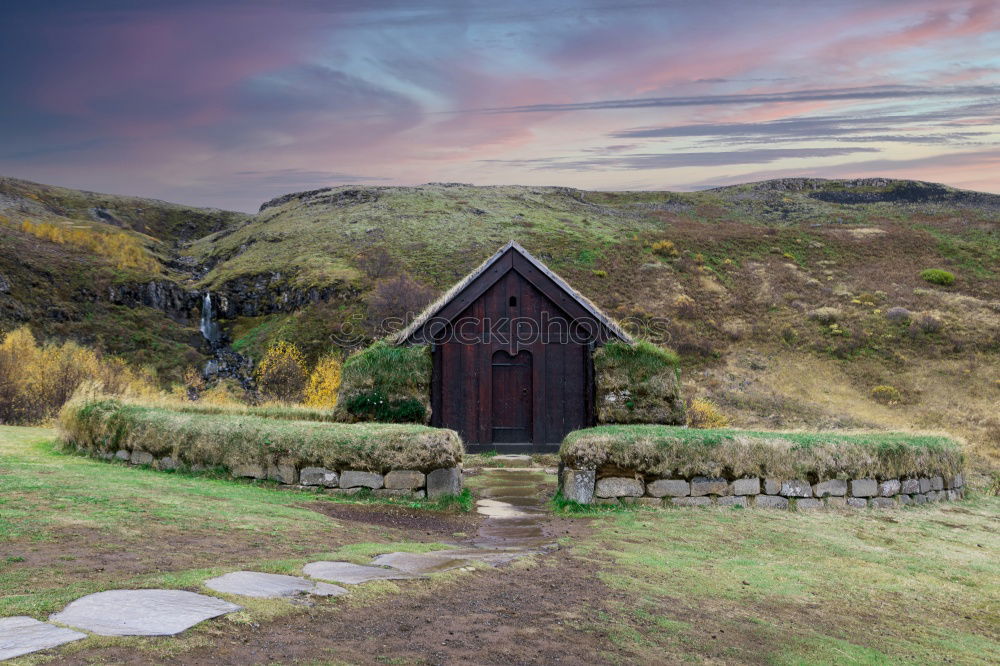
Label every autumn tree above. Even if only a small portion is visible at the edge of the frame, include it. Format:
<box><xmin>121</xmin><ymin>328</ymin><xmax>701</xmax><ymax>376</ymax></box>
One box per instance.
<box><xmin>304</xmin><ymin>354</ymin><xmax>342</xmax><ymax>408</ymax></box>
<box><xmin>365</xmin><ymin>273</ymin><xmax>436</xmax><ymax>334</ymax></box>
<box><xmin>255</xmin><ymin>340</ymin><xmax>307</xmax><ymax>403</ymax></box>
<box><xmin>357</xmin><ymin>248</ymin><xmax>397</xmax><ymax>280</ymax></box>
<box><xmin>0</xmin><ymin>326</ymin><xmax>158</xmax><ymax>424</ymax></box>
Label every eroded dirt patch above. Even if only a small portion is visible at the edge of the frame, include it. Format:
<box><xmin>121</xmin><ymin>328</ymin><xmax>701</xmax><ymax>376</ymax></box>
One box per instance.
<box><xmin>304</xmin><ymin>500</ymin><xmax>482</xmax><ymax>539</ymax></box>
<box><xmin>1</xmin><ymin>520</ymin><xmax>392</xmax><ymax>592</ymax></box>
<box><xmin>56</xmin><ymin>552</ymin><xmax>633</xmax><ymax>666</ymax></box>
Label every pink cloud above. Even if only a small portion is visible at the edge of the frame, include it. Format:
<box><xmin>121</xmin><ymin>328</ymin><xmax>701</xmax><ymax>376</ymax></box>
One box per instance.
<box><xmin>29</xmin><ymin>6</ymin><xmax>330</xmax><ymax>131</ymax></box>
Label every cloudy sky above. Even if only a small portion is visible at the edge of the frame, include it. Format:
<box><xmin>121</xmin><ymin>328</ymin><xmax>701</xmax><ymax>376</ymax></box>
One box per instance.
<box><xmin>1</xmin><ymin>0</ymin><xmax>998</xmax><ymax>211</ymax></box>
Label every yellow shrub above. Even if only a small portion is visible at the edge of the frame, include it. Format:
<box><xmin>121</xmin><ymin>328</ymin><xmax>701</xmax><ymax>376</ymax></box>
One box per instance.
<box><xmin>673</xmin><ymin>294</ymin><xmax>697</xmax><ymax>318</ymax></box>
<box><xmin>650</xmin><ymin>240</ymin><xmax>680</xmax><ymax>258</ymax></box>
<box><xmin>200</xmin><ymin>379</ymin><xmax>246</xmax><ymax>406</ymax></box>
<box><xmin>687</xmin><ymin>398</ymin><xmax>730</xmax><ymax>429</ymax></box>
<box><xmin>305</xmin><ymin>355</ymin><xmax>342</xmax><ymax>408</ymax></box>
<box><xmin>6</xmin><ymin>218</ymin><xmax>159</xmax><ymax>273</ymax></box>
<box><xmin>0</xmin><ymin>326</ymin><xmax>158</xmax><ymax>424</ymax></box>
<box><xmin>871</xmin><ymin>385</ymin><xmax>903</xmax><ymax>405</ymax></box>
<box><xmin>256</xmin><ymin>341</ymin><xmax>307</xmax><ymax>402</ymax></box>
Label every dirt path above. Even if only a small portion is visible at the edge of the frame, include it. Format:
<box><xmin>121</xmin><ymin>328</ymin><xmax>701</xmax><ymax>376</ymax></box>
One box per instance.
<box><xmin>52</xmin><ymin>467</ymin><xmax>631</xmax><ymax>665</ymax></box>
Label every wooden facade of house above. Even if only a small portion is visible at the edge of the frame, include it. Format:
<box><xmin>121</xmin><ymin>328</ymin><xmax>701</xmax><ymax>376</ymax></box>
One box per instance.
<box><xmin>396</xmin><ymin>242</ymin><xmax>630</xmax><ymax>452</ymax></box>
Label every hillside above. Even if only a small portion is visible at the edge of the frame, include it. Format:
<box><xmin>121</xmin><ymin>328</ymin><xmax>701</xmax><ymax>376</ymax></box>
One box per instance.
<box><xmin>1</xmin><ymin>176</ymin><xmax>998</xmax><ymax>464</ymax></box>
<box><xmin>0</xmin><ymin>177</ymin><xmax>248</xmax><ymax>378</ymax></box>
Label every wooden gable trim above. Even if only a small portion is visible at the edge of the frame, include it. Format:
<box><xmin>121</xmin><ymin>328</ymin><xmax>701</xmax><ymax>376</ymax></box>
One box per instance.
<box><xmin>396</xmin><ymin>241</ymin><xmax>631</xmax><ymax>344</ymax></box>
<box><xmin>510</xmin><ymin>252</ymin><xmax>609</xmax><ymax>338</ymax></box>
<box><xmin>419</xmin><ymin>251</ymin><xmax>513</xmax><ymax>338</ymax></box>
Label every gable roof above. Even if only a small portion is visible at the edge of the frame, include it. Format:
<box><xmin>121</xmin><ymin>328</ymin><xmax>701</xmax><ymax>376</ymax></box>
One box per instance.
<box><xmin>394</xmin><ymin>240</ymin><xmax>632</xmax><ymax>344</ymax></box>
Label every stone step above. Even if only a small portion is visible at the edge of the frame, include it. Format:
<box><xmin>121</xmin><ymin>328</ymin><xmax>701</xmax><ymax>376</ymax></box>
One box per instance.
<box><xmin>0</xmin><ymin>616</ymin><xmax>86</xmax><ymax>661</ymax></box>
<box><xmin>204</xmin><ymin>571</ymin><xmax>348</xmax><ymax>599</ymax></box>
<box><xmin>49</xmin><ymin>589</ymin><xmax>241</xmax><ymax>637</ymax></box>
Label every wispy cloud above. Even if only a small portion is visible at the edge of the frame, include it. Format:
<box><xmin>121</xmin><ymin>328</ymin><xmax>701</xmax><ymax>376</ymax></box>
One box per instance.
<box><xmin>476</xmin><ymin>84</ymin><xmax>1000</xmax><ymax>115</ymax></box>
<box><xmin>482</xmin><ymin>147</ymin><xmax>881</xmax><ymax>171</ymax></box>
<box><xmin>608</xmin><ymin>101</ymin><xmax>998</xmax><ymax>146</ymax></box>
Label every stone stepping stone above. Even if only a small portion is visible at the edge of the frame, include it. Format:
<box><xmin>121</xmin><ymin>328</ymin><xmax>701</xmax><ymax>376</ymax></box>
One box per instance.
<box><xmin>0</xmin><ymin>616</ymin><xmax>86</xmax><ymax>661</ymax></box>
<box><xmin>369</xmin><ymin>551</ymin><xmax>472</xmax><ymax>574</ymax></box>
<box><xmin>204</xmin><ymin>571</ymin><xmax>348</xmax><ymax>599</ymax></box>
<box><xmin>50</xmin><ymin>589</ymin><xmax>241</xmax><ymax>636</ymax></box>
<box><xmin>479</xmin><ymin>485</ymin><xmax>539</xmax><ymax>499</ymax></box>
<box><xmin>302</xmin><ymin>561</ymin><xmax>415</xmax><ymax>585</ymax></box>
<box><xmin>476</xmin><ymin>498</ymin><xmax>543</xmax><ymax>518</ymax></box>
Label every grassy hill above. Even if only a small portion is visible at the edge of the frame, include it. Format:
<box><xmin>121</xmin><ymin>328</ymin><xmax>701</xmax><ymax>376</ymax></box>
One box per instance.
<box><xmin>1</xmin><ymin>176</ymin><xmax>998</xmax><ymax>465</ymax></box>
<box><xmin>0</xmin><ymin>177</ymin><xmax>248</xmax><ymax>379</ymax></box>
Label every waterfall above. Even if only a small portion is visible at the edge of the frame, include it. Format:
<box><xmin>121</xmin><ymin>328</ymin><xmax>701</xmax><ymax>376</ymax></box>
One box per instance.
<box><xmin>200</xmin><ymin>293</ymin><xmax>220</xmax><ymax>346</ymax></box>
<box><xmin>198</xmin><ymin>292</ymin><xmax>254</xmax><ymax>390</ymax></box>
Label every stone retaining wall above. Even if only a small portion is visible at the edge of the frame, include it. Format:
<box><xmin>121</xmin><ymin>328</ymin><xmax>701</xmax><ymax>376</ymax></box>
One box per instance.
<box><xmin>87</xmin><ymin>448</ymin><xmax>462</xmax><ymax>499</ymax></box>
<box><xmin>560</xmin><ymin>468</ymin><xmax>965</xmax><ymax>509</ymax></box>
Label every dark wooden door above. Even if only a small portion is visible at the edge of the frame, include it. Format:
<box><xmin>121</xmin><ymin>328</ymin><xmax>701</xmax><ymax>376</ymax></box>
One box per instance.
<box><xmin>491</xmin><ymin>349</ymin><xmax>532</xmax><ymax>443</ymax></box>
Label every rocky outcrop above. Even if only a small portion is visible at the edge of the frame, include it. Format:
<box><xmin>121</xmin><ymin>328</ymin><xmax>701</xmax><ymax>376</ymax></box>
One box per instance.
<box><xmin>106</xmin><ymin>272</ymin><xmax>358</xmax><ymax>392</ymax></box>
<box><xmin>732</xmin><ymin>177</ymin><xmax>1000</xmax><ymax>208</ymax></box>
<box><xmin>107</xmin><ymin>281</ymin><xmax>200</xmax><ymax>320</ymax></box>
<box><xmin>107</xmin><ymin>274</ymin><xmax>359</xmax><ymax>321</ymax></box>
<box><xmin>258</xmin><ymin>187</ymin><xmax>381</xmax><ymax>212</ymax></box>
<box><xmin>202</xmin><ymin>348</ymin><xmax>254</xmax><ymax>388</ymax></box>
<box><xmin>209</xmin><ymin>274</ymin><xmax>360</xmax><ymax>318</ymax></box>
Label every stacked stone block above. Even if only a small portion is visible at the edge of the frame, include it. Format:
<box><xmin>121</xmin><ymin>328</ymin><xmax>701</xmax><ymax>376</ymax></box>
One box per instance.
<box><xmin>561</xmin><ymin>469</ymin><xmax>965</xmax><ymax>510</ymax></box>
<box><xmin>85</xmin><ymin>448</ymin><xmax>462</xmax><ymax>499</ymax></box>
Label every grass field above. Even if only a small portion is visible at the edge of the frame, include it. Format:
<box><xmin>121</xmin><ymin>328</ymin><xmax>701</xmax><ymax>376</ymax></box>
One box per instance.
<box><xmin>0</xmin><ymin>426</ymin><xmax>452</xmax><ymax>617</ymax></box>
<box><xmin>570</xmin><ymin>501</ymin><xmax>999</xmax><ymax>664</ymax></box>
<box><xmin>2</xmin><ymin>425</ymin><xmax>998</xmax><ymax>664</ymax></box>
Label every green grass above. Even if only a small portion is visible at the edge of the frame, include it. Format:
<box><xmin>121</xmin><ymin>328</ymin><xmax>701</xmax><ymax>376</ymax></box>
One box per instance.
<box><xmin>336</xmin><ymin>340</ymin><xmax>431</xmax><ymax>423</ymax></box>
<box><xmin>0</xmin><ymin>426</ymin><xmax>460</xmax><ymax>619</ymax></box>
<box><xmin>569</xmin><ymin>494</ymin><xmax>1000</xmax><ymax>665</ymax></box>
<box><xmin>917</xmin><ymin>225</ymin><xmax>999</xmax><ymax>278</ymax></box>
<box><xmin>60</xmin><ymin>397</ymin><xmax>462</xmax><ymax>472</ymax></box>
<box><xmin>920</xmin><ymin>268</ymin><xmax>956</xmax><ymax>286</ymax></box>
<box><xmin>561</xmin><ymin>425</ymin><xmax>964</xmax><ymax>480</ymax></box>
<box><xmin>569</xmin><ymin>424</ymin><xmax>959</xmax><ymax>449</ymax></box>
<box><xmin>3</xmin><ymin>424</ymin><xmax>998</xmax><ymax>663</ymax></box>
<box><xmin>315</xmin><ymin>486</ymin><xmax>473</xmax><ymax>513</ymax></box>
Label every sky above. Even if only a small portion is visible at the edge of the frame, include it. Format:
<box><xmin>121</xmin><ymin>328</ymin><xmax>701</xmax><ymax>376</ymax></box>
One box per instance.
<box><xmin>1</xmin><ymin>0</ymin><xmax>998</xmax><ymax>212</ymax></box>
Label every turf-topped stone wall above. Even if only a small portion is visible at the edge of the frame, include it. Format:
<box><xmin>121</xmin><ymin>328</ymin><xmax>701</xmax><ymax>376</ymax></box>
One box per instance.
<box><xmin>594</xmin><ymin>341</ymin><xmax>685</xmax><ymax>425</ymax></box>
<box><xmin>334</xmin><ymin>340</ymin><xmax>432</xmax><ymax>424</ymax></box>
<box><xmin>559</xmin><ymin>425</ymin><xmax>965</xmax><ymax>509</ymax></box>
<box><xmin>59</xmin><ymin>399</ymin><xmax>462</xmax><ymax>499</ymax></box>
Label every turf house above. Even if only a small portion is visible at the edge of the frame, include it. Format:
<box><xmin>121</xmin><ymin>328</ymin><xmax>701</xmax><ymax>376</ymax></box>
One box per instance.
<box><xmin>393</xmin><ymin>241</ymin><xmax>661</xmax><ymax>452</ymax></box>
